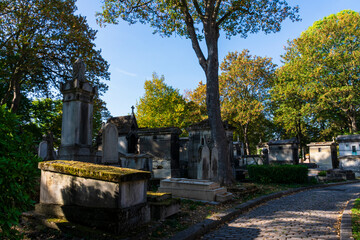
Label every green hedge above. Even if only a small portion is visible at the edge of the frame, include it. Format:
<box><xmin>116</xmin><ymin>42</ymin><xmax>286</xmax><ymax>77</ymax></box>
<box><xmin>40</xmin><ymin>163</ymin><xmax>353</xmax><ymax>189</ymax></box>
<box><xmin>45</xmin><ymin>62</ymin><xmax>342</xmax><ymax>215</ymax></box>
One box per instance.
<box><xmin>247</xmin><ymin>165</ymin><xmax>308</xmax><ymax>184</ymax></box>
<box><xmin>0</xmin><ymin>105</ymin><xmax>40</xmax><ymax>239</ymax></box>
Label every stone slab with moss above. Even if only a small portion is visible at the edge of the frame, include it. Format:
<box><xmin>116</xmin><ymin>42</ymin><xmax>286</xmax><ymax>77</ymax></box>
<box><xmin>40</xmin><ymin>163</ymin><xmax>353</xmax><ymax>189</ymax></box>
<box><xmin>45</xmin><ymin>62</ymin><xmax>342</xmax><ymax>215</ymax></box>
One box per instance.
<box><xmin>147</xmin><ymin>192</ymin><xmax>180</xmax><ymax>220</ymax></box>
<box><xmin>37</xmin><ymin>160</ymin><xmax>151</xmax><ymax>233</ymax></box>
<box><xmin>38</xmin><ymin>160</ymin><xmax>151</xmax><ymax>182</ymax></box>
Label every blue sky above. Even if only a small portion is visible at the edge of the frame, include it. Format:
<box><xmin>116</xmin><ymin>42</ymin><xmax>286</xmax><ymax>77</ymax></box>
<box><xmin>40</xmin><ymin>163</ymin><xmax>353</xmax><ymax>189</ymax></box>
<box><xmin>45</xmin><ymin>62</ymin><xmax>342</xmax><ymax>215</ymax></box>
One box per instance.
<box><xmin>75</xmin><ymin>0</ymin><xmax>360</xmax><ymax>117</ymax></box>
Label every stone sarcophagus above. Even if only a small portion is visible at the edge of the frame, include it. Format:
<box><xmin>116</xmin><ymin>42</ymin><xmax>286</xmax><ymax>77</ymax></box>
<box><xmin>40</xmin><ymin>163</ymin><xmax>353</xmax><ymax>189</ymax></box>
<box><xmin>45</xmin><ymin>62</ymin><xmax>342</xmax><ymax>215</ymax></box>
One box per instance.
<box><xmin>36</xmin><ymin>160</ymin><xmax>151</xmax><ymax>233</ymax></box>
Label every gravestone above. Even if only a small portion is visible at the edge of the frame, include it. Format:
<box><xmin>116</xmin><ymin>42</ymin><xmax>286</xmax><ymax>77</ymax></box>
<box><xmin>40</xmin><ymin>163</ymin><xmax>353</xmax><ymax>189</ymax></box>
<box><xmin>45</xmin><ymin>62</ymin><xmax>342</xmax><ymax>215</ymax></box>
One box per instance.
<box><xmin>58</xmin><ymin>59</ymin><xmax>97</xmax><ymax>162</ymax></box>
<box><xmin>38</xmin><ymin>133</ymin><xmax>56</xmax><ymax>161</ymax></box>
<box><xmin>38</xmin><ymin>140</ymin><xmax>48</xmax><ymax>160</ymax></box>
<box><xmin>187</xmin><ymin>119</ymin><xmax>234</xmax><ymax>181</ymax></box>
<box><xmin>102</xmin><ymin>123</ymin><xmax>119</xmax><ymax>164</ymax></box>
<box><xmin>199</xmin><ymin>145</ymin><xmax>210</xmax><ymax>180</ymax></box>
<box><xmin>210</xmin><ymin>147</ymin><xmax>218</xmax><ymax>179</ymax></box>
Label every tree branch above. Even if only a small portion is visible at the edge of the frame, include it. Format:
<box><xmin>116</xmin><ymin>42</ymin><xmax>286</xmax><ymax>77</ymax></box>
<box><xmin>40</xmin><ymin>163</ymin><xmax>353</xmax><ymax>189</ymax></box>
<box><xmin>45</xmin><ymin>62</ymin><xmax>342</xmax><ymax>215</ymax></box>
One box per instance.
<box><xmin>180</xmin><ymin>0</ymin><xmax>207</xmax><ymax>71</ymax></box>
<box><xmin>192</xmin><ymin>0</ymin><xmax>204</xmax><ymax>19</ymax></box>
<box><xmin>216</xmin><ymin>0</ymin><xmax>249</xmax><ymax>26</ymax></box>
<box><xmin>213</xmin><ymin>0</ymin><xmax>222</xmax><ymax>20</ymax></box>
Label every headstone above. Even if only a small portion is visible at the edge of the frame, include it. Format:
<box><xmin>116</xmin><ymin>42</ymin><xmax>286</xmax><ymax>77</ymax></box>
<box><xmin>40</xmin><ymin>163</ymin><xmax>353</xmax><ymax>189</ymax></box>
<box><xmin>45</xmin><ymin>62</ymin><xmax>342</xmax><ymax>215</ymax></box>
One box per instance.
<box><xmin>199</xmin><ymin>145</ymin><xmax>210</xmax><ymax>180</ymax></box>
<box><xmin>38</xmin><ymin>133</ymin><xmax>56</xmax><ymax>161</ymax></box>
<box><xmin>210</xmin><ymin>147</ymin><xmax>218</xmax><ymax>180</ymax></box>
<box><xmin>102</xmin><ymin>123</ymin><xmax>119</xmax><ymax>164</ymax></box>
<box><xmin>38</xmin><ymin>140</ymin><xmax>48</xmax><ymax>160</ymax></box>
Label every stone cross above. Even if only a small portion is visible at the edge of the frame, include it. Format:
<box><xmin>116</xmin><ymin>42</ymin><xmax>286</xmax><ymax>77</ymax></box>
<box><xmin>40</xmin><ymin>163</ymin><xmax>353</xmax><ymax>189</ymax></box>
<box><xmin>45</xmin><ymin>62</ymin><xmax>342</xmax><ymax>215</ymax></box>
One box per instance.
<box><xmin>72</xmin><ymin>58</ymin><xmax>86</xmax><ymax>82</ymax></box>
<box><xmin>131</xmin><ymin>105</ymin><xmax>135</xmax><ymax>115</ymax></box>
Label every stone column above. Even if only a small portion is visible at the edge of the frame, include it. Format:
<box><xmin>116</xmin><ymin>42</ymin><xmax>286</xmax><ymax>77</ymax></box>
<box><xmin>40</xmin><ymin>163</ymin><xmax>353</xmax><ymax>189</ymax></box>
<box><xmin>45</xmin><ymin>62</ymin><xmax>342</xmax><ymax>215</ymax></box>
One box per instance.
<box><xmin>58</xmin><ymin>59</ymin><xmax>97</xmax><ymax>162</ymax></box>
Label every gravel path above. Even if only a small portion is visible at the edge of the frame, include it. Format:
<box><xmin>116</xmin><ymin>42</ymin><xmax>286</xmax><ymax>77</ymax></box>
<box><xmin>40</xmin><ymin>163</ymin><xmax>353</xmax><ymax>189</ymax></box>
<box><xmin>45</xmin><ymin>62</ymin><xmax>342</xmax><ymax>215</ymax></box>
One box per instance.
<box><xmin>202</xmin><ymin>183</ymin><xmax>360</xmax><ymax>240</ymax></box>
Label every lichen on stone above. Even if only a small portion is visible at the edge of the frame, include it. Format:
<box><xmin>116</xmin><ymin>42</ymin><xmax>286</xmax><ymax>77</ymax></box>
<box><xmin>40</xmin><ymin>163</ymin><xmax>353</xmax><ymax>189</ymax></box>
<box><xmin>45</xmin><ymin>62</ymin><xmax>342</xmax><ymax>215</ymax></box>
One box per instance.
<box><xmin>38</xmin><ymin>160</ymin><xmax>151</xmax><ymax>183</ymax></box>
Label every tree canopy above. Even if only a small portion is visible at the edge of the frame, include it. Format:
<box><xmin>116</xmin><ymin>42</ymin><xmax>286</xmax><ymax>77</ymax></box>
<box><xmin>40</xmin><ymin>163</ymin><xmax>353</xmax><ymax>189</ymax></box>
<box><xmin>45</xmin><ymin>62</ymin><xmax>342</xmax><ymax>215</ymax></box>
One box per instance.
<box><xmin>98</xmin><ymin>0</ymin><xmax>299</xmax><ymax>184</ymax></box>
<box><xmin>220</xmin><ymin>50</ymin><xmax>276</xmax><ymax>154</ymax></box>
<box><xmin>272</xmin><ymin>10</ymin><xmax>360</xmax><ymax>143</ymax></box>
<box><xmin>136</xmin><ymin>73</ymin><xmax>198</xmax><ymax>131</ymax></box>
<box><xmin>188</xmin><ymin>50</ymin><xmax>277</xmax><ymax>154</ymax></box>
<box><xmin>0</xmin><ymin>0</ymin><xmax>110</xmax><ymax>112</ymax></box>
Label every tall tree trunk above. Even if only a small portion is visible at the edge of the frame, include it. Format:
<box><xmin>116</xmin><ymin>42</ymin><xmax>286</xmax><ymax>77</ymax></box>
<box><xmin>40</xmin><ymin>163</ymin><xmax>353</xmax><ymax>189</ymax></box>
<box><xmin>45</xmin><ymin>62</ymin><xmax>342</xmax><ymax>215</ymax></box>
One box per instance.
<box><xmin>181</xmin><ymin>3</ymin><xmax>233</xmax><ymax>185</ymax></box>
<box><xmin>348</xmin><ymin>108</ymin><xmax>358</xmax><ymax>133</ymax></box>
<box><xmin>204</xmin><ymin>26</ymin><xmax>233</xmax><ymax>185</ymax></box>
<box><xmin>242</xmin><ymin>124</ymin><xmax>250</xmax><ymax>155</ymax></box>
<box><xmin>10</xmin><ymin>79</ymin><xmax>21</xmax><ymax>113</ymax></box>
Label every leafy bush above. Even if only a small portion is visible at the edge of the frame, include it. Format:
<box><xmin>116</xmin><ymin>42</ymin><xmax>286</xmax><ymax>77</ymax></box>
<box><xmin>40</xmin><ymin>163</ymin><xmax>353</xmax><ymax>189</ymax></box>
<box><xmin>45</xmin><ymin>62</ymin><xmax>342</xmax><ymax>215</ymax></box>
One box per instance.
<box><xmin>318</xmin><ymin>171</ymin><xmax>327</xmax><ymax>177</ymax></box>
<box><xmin>247</xmin><ymin>165</ymin><xmax>308</xmax><ymax>184</ymax></box>
<box><xmin>0</xmin><ymin>105</ymin><xmax>40</xmax><ymax>239</ymax></box>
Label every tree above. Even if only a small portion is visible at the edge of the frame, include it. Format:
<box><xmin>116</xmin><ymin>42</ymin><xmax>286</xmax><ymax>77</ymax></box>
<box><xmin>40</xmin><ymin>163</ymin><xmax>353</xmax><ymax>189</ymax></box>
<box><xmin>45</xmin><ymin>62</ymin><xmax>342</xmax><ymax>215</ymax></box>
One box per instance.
<box><xmin>184</xmin><ymin>81</ymin><xmax>208</xmax><ymax>121</ymax></box>
<box><xmin>220</xmin><ymin>50</ymin><xmax>276</xmax><ymax>154</ymax></box>
<box><xmin>188</xmin><ymin>50</ymin><xmax>276</xmax><ymax>154</ymax></box>
<box><xmin>0</xmin><ymin>0</ymin><xmax>110</xmax><ymax>113</ymax></box>
<box><xmin>273</xmin><ymin>10</ymin><xmax>360</xmax><ymax>142</ymax></box>
<box><xmin>0</xmin><ymin>105</ymin><xmax>39</xmax><ymax>239</ymax></box>
<box><xmin>98</xmin><ymin>0</ymin><xmax>299</xmax><ymax>184</ymax></box>
<box><xmin>136</xmin><ymin>73</ymin><xmax>196</xmax><ymax>131</ymax></box>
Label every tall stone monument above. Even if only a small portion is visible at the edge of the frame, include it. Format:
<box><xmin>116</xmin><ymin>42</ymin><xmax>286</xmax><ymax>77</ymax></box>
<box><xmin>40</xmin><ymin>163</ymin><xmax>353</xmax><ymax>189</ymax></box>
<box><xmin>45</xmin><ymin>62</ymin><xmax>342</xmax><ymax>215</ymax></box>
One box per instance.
<box><xmin>58</xmin><ymin>59</ymin><xmax>97</xmax><ymax>161</ymax></box>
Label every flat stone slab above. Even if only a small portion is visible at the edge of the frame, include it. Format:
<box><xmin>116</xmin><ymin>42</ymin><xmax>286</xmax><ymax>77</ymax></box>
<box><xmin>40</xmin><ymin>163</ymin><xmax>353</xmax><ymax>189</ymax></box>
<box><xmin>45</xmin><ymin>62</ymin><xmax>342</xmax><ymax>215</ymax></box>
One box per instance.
<box><xmin>39</xmin><ymin>160</ymin><xmax>151</xmax><ymax>183</ymax></box>
<box><xmin>158</xmin><ymin>178</ymin><xmax>233</xmax><ymax>202</ymax></box>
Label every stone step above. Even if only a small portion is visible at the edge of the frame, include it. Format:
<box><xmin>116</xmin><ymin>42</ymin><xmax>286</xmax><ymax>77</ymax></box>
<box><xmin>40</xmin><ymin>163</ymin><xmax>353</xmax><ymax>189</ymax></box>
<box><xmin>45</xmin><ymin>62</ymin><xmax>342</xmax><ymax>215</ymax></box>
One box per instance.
<box><xmin>215</xmin><ymin>192</ymin><xmax>234</xmax><ymax>202</ymax></box>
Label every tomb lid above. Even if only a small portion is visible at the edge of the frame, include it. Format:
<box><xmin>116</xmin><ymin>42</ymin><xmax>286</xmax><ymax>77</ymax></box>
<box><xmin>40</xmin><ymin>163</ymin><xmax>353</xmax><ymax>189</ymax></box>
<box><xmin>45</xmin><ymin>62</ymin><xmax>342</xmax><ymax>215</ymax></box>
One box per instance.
<box><xmin>39</xmin><ymin>160</ymin><xmax>151</xmax><ymax>182</ymax></box>
<box><xmin>268</xmin><ymin>137</ymin><xmax>298</xmax><ymax>145</ymax></box>
<box><xmin>307</xmin><ymin>141</ymin><xmax>337</xmax><ymax>147</ymax></box>
<box><xmin>137</xmin><ymin>127</ymin><xmax>182</xmax><ymax>135</ymax></box>
<box><xmin>187</xmin><ymin>119</ymin><xmax>235</xmax><ymax>131</ymax></box>
<box><xmin>336</xmin><ymin>134</ymin><xmax>360</xmax><ymax>142</ymax></box>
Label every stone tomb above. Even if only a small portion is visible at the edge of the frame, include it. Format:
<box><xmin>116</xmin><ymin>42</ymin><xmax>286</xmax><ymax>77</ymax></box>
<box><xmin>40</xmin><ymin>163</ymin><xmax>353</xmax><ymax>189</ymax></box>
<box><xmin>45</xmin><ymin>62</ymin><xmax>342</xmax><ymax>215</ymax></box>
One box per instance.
<box><xmin>307</xmin><ymin>141</ymin><xmax>338</xmax><ymax>170</ymax></box>
<box><xmin>187</xmin><ymin>120</ymin><xmax>234</xmax><ymax>181</ymax></box>
<box><xmin>36</xmin><ymin>160</ymin><xmax>151</xmax><ymax>233</ymax></box>
<box><xmin>268</xmin><ymin>138</ymin><xmax>299</xmax><ymax>164</ymax></box>
<box><xmin>158</xmin><ymin>178</ymin><xmax>233</xmax><ymax>202</ymax></box>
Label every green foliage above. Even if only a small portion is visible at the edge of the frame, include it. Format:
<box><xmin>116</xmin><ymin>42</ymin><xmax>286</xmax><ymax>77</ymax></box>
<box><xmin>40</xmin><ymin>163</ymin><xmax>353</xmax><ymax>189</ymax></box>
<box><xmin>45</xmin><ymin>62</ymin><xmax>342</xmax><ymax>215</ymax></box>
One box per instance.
<box><xmin>247</xmin><ymin>165</ymin><xmax>308</xmax><ymax>184</ymax></box>
<box><xmin>220</xmin><ymin>50</ymin><xmax>276</xmax><ymax>154</ymax></box>
<box><xmin>272</xmin><ymin>10</ymin><xmax>360</xmax><ymax>142</ymax></box>
<box><xmin>318</xmin><ymin>171</ymin><xmax>327</xmax><ymax>177</ymax></box>
<box><xmin>186</xmin><ymin>50</ymin><xmax>277</xmax><ymax>153</ymax></box>
<box><xmin>0</xmin><ymin>0</ymin><xmax>110</xmax><ymax>112</ymax></box>
<box><xmin>0</xmin><ymin>105</ymin><xmax>40</xmax><ymax>239</ymax></box>
<box><xmin>26</xmin><ymin>98</ymin><xmax>63</xmax><ymax>148</ymax></box>
<box><xmin>136</xmin><ymin>73</ymin><xmax>198</xmax><ymax>132</ymax></box>
<box><xmin>352</xmin><ymin>198</ymin><xmax>360</xmax><ymax>240</ymax></box>
<box><xmin>98</xmin><ymin>0</ymin><xmax>299</xmax><ymax>40</ymax></box>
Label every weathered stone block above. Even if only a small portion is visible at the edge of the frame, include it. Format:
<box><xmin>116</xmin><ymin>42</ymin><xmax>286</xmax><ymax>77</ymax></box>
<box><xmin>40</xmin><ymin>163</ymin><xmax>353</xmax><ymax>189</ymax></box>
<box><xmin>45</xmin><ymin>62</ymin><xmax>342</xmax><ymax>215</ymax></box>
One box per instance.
<box><xmin>37</xmin><ymin>160</ymin><xmax>151</xmax><ymax>233</ymax></box>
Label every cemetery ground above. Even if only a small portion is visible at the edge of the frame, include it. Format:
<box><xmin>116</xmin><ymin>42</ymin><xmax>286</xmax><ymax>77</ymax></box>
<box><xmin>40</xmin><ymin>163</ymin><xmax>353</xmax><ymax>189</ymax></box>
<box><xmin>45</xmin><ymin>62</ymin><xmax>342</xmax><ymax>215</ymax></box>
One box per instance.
<box><xmin>16</xmin><ymin>179</ymin><xmax>357</xmax><ymax>240</ymax></box>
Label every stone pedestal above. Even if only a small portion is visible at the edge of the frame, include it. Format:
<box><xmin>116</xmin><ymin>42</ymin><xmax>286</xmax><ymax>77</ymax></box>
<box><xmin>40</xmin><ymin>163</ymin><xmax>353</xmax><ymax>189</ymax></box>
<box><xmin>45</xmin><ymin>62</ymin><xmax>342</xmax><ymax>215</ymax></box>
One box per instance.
<box><xmin>36</xmin><ymin>160</ymin><xmax>151</xmax><ymax>233</ymax></box>
<box><xmin>58</xmin><ymin>79</ymin><xmax>97</xmax><ymax>162</ymax></box>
